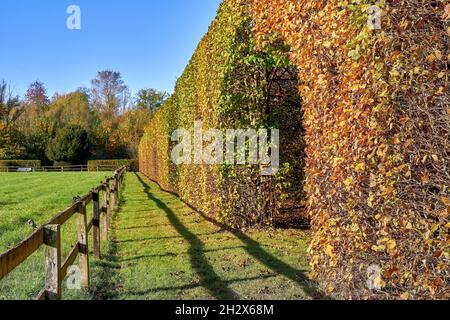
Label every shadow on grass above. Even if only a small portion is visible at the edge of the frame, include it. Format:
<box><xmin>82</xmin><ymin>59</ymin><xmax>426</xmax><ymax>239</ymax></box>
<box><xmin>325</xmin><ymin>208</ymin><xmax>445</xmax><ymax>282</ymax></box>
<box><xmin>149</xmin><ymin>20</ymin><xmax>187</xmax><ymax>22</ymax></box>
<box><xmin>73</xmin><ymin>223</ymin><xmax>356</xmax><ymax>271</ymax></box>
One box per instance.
<box><xmin>138</xmin><ymin>173</ymin><xmax>330</xmax><ymax>300</ymax></box>
<box><xmin>89</xmin><ymin>192</ymin><xmax>126</xmax><ymax>300</ymax></box>
<box><xmin>119</xmin><ymin>246</ymin><xmax>246</xmax><ymax>263</ymax></box>
<box><xmin>116</xmin><ymin>230</ymin><xmax>221</xmax><ymax>243</ymax></box>
<box><xmin>196</xmin><ymin>208</ymin><xmax>328</xmax><ymax>300</ymax></box>
<box><xmin>135</xmin><ymin>173</ymin><xmax>239</xmax><ymax>300</ymax></box>
<box><xmin>125</xmin><ymin>274</ymin><xmax>277</xmax><ymax>296</ymax></box>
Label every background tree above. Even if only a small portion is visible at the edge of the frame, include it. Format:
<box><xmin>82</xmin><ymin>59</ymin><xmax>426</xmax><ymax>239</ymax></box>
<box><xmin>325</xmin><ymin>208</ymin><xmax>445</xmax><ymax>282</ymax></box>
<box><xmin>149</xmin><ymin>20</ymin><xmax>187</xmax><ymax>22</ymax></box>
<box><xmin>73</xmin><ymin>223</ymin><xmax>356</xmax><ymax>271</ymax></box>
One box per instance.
<box><xmin>24</xmin><ymin>81</ymin><xmax>49</xmax><ymax>110</ymax></box>
<box><xmin>90</xmin><ymin>71</ymin><xmax>131</xmax><ymax>159</ymax></box>
<box><xmin>91</xmin><ymin>71</ymin><xmax>129</xmax><ymax>117</ymax></box>
<box><xmin>115</xmin><ymin>107</ymin><xmax>153</xmax><ymax>159</ymax></box>
<box><xmin>0</xmin><ymin>80</ymin><xmax>23</xmax><ymax>126</ymax></box>
<box><xmin>46</xmin><ymin>125</ymin><xmax>90</xmax><ymax>165</ymax></box>
<box><xmin>135</xmin><ymin>88</ymin><xmax>167</xmax><ymax>113</ymax></box>
<box><xmin>1</xmin><ymin>75</ymin><xmax>160</xmax><ymax>162</ymax></box>
<box><xmin>0</xmin><ymin>124</ymin><xmax>26</xmax><ymax>160</ymax></box>
<box><xmin>0</xmin><ymin>80</ymin><xmax>26</xmax><ymax>159</ymax></box>
<box><xmin>16</xmin><ymin>81</ymin><xmax>50</xmax><ymax>137</ymax></box>
<box><xmin>47</xmin><ymin>90</ymin><xmax>93</xmax><ymax>131</ymax></box>
<box><xmin>25</xmin><ymin>117</ymin><xmax>56</xmax><ymax>164</ymax></box>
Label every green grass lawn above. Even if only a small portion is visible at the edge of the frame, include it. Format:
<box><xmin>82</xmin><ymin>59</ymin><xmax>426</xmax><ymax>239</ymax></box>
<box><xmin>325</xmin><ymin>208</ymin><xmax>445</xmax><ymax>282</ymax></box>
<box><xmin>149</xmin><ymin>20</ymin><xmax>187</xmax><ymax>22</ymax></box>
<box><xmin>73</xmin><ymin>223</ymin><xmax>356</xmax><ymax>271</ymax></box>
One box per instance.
<box><xmin>0</xmin><ymin>172</ymin><xmax>112</xmax><ymax>300</ymax></box>
<box><xmin>97</xmin><ymin>173</ymin><xmax>319</xmax><ymax>300</ymax></box>
<box><xmin>0</xmin><ymin>172</ymin><xmax>318</xmax><ymax>300</ymax></box>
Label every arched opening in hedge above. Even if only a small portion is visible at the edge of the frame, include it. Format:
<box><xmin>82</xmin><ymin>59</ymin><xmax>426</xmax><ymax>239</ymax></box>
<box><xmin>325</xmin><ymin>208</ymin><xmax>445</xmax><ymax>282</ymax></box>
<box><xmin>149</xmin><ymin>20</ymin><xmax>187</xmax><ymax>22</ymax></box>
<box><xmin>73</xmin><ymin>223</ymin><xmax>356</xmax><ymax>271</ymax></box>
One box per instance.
<box><xmin>251</xmin><ymin>0</ymin><xmax>449</xmax><ymax>299</ymax></box>
<box><xmin>139</xmin><ymin>1</ymin><xmax>308</xmax><ymax>229</ymax></box>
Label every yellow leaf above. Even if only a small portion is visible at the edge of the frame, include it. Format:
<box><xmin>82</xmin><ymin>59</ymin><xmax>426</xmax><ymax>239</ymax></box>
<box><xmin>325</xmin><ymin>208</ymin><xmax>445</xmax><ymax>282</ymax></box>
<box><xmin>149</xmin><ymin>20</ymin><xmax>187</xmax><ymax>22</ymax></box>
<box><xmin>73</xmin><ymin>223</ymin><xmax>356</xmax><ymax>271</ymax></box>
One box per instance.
<box><xmin>400</xmin><ymin>292</ymin><xmax>410</xmax><ymax>300</ymax></box>
<box><xmin>370</xmin><ymin>174</ymin><xmax>377</xmax><ymax>188</ymax></box>
<box><xmin>355</xmin><ymin>162</ymin><xmax>365</xmax><ymax>172</ymax></box>
<box><xmin>381</xmin><ymin>185</ymin><xmax>395</xmax><ymax>197</ymax></box>
<box><xmin>344</xmin><ymin>177</ymin><xmax>353</xmax><ymax>186</ymax></box>
<box><xmin>325</xmin><ymin>245</ymin><xmax>335</xmax><ymax>257</ymax></box>
<box><xmin>390</xmin><ymin>70</ymin><xmax>400</xmax><ymax>77</ymax></box>
<box><xmin>351</xmin><ymin>223</ymin><xmax>359</xmax><ymax>232</ymax></box>
<box><xmin>387</xmin><ymin>240</ymin><xmax>397</xmax><ymax>254</ymax></box>
<box><xmin>434</xmin><ymin>50</ymin><xmax>442</xmax><ymax>60</ymax></box>
<box><xmin>441</xmin><ymin>208</ymin><xmax>450</xmax><ymax>218</ymax></box>
<box><xmin>426</xmin><ymin>54</ymin><xmax>436</xmax><ymax>62</ymax></box>
<box><xmin>368</xmin><ymin>194</ymin><xmax>375</xmax><ymax>208</ymax></box>
<box><xmin>323</xmin><ymin>40</ymin><xmax>332</xmax><ymax>48</ymax></box>
<box><xmin>441</xmin><ymin>197</ymin><xmax>450</xmax><ymax>207</ymax></box>
<box><xmin>333</xmin><ymin>157</ymin><xmax>344</xmax><ymax>166</ymax></box>
<box><xmin>372</xmin><ymin>245</ymin><xmax>386</xmax><ymax>252</ymax></box>
<box><xmin>421</xmin><ymin>174</ymin><xmax>430</xmax><ymax>184</ymax></box>
<box><xmin>374</xmin><ymin>277</ymin><xmax>386</xmax><ymax>289</ymax></box>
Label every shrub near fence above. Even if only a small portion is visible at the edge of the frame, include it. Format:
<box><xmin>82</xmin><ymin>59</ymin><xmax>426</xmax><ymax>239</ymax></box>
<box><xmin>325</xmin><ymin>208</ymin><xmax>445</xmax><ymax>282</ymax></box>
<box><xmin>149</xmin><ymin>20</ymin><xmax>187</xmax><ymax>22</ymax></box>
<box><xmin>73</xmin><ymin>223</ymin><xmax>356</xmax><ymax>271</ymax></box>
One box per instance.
<box><xmin>139</xmin><ymin>0</ymin><xmax>305</xmax><ymax>229</ymax></box>
<box><xmin>251</xmin><ymin>0</ymin><xmax>449</xmax><ymax>299</ymax></box>
<box><xmin>0</xmin><ymin>160</ymin><xmax>41</xmax><ymax>168</ymax></box>
<box><xmin>87</xmin><ymin>160</ymin><xmax>139</xmax><ymax>172</ymax></box>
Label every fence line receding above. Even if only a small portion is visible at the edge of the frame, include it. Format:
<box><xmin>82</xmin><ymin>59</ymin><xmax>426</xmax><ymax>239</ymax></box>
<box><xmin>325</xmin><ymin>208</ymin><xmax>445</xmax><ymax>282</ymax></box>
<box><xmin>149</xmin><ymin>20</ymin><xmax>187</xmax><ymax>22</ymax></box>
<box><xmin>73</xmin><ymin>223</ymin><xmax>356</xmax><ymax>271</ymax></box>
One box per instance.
<box><xmin>0</xmin><ymin>166</ymin><xmax>127</xmax><ymax>300</ymax></box>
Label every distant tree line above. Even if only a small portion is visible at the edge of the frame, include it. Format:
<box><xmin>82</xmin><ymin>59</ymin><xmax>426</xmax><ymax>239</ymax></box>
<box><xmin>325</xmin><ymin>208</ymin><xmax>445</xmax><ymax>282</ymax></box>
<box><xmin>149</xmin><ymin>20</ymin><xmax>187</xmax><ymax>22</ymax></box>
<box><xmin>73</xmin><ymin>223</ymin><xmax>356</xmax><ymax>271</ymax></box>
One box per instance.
<box><xmin>0</xmin><ymin>71</ymin><xmax>167</xmax><ymax>165</ymax></box>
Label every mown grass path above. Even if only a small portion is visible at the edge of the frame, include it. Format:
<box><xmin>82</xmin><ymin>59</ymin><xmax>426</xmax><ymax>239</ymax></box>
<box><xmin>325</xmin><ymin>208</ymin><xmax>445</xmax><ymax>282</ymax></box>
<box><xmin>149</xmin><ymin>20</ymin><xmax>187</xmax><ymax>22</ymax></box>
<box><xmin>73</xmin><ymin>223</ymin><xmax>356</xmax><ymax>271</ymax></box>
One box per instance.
<box><xmin>101</xmin><ymin>173</ymin><xmax>321</xmax><ymax>300</ymax></box>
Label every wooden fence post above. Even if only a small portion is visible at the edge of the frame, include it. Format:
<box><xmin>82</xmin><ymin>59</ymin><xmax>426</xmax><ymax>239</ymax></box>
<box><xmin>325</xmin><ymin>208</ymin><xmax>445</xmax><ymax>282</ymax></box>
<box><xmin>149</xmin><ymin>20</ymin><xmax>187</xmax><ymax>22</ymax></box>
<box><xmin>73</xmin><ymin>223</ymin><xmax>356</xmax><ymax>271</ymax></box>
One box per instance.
<box><xmin>76</xmin><ymin>202</ymin><xmax>90</xmax><ymax>288</ymax></box>
<box><xmin>43</xmin><ymin>224</ymin><xmax>61</xmax><ymax>300</ymax></box>
<box><xmin>102</xmin><ymin>184</ymin><xmax>110</xmax><ymax>241</ymax></box>
<box><xmin>116</xmin><ymin>176</ymin><xmax>120</xmax><ymax>203</ymax></box>
<box><xmin>111</xmin><ymin>178</ymin><xmax>117</xmax><ymax>211</ymax></box>
<box><xmin>92</xmin><ymin>190</ymin><xmax>101</xmax><ymax>258</ymax></box>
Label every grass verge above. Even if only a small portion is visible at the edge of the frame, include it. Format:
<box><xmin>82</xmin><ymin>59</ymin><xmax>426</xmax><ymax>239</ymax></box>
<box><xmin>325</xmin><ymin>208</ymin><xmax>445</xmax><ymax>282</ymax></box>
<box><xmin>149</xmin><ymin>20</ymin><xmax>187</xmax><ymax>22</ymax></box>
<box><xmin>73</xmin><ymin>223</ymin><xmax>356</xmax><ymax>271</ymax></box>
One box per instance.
<box><xmin>0</xmin><ymin>172</ymin><xmax>112</xmax><ymax>300</ymax></box>
<box><xmin>105</xmin><ymin>173</ymin><xmax>319</xmax><ymax>300</ymax></box>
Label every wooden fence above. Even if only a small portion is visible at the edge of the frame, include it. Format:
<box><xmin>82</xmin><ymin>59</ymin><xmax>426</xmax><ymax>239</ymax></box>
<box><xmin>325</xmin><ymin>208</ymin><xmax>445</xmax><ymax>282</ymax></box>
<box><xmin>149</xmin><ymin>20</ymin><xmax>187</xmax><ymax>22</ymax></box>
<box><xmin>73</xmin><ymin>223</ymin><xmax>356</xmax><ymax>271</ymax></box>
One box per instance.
<box><xmin>0</xmin><ymin>165</ymin><xmax>120</xmax><ymax>172</ymax></box>
<box><xmin>0</xmin><ymin>166</ymin><xmax>127</xmax><ymax>300</ymax></box>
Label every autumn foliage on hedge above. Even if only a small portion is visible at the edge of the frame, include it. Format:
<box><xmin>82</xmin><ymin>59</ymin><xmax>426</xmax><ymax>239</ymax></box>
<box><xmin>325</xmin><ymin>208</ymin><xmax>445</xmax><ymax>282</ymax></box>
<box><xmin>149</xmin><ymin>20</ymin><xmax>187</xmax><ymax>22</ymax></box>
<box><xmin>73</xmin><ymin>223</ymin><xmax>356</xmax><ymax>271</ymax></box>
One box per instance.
<box><xmin>140</xmin><ymin>0</ymin><xmax>304</xmax><ymax>229</ymax></box>
<box><xmin>251</xmin><ymin>0</ymin><xmax>449</xmax><ymax>299</ymax></box>
<box><xmin>140</xmin><ymin>0</ymin><xmax>449</xmax><ymax>299</ymax></box>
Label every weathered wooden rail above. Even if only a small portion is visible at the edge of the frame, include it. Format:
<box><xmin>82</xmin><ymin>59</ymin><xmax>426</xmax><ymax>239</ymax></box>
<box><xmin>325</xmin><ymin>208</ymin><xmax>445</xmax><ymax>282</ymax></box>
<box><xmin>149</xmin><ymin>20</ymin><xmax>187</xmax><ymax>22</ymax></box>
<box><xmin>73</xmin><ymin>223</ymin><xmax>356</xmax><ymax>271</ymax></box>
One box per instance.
<box><xmin>0</xmin><ymin>166</ymin><xmax>127</xmax><ymax>300</ymax></box>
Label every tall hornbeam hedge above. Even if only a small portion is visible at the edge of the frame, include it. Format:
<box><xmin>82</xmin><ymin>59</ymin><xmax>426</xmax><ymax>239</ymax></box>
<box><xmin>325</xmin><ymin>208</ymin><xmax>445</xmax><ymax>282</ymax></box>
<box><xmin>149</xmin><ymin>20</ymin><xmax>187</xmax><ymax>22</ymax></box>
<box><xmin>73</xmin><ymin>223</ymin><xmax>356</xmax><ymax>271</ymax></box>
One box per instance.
<box><xmin>140</xmin><ymin>0</ymin><xmax>449</xmax><ymax>299</ymax></box>
<box><xmin>251</xmin><ymin>0</ymin><xmax>449</xmax><ymax>299</ymax></box>
<box><xmin>140</xmin><ymin>0</ymin><xmax>304</xmax><ymax>229</ymax></box>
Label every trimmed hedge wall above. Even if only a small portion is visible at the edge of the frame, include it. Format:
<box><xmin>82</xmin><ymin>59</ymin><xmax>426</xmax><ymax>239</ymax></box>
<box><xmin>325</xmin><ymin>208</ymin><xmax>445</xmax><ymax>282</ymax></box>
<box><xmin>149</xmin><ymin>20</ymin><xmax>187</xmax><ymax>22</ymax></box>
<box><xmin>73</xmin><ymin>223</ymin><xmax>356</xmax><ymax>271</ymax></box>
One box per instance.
<box><xmin>87</xmin><ymin>159</ymin><xmax>138</xmax><ymax>172</ymax></box>
<box><xmin>139</xmin><ymin>0</ymin><xmax>305</xmax><ymax>229</ymax></box>
<box><xmin>140</xmin><ymin>0</ymin><xmax>449</xmax><ymax>299</ymax></box>
<box><xmin>251</xmin><ymin>0</ymin><xmax>449</xmax><ymax>299</ymax></box>
<box><xmin>0</xmin><ymin>160</ymin><xmax>41</xmax><ymax>168</ymax></box>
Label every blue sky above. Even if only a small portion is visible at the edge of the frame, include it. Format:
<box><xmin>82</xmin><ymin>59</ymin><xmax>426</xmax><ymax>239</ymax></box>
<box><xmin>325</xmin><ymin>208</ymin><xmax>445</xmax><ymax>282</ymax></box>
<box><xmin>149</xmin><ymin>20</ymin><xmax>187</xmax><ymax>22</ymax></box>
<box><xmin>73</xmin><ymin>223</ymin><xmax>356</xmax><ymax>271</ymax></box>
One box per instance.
<box><xmin>0</xmin><ymin>0</ymin><xmax>222</xmax><ymax>98</ymax></box>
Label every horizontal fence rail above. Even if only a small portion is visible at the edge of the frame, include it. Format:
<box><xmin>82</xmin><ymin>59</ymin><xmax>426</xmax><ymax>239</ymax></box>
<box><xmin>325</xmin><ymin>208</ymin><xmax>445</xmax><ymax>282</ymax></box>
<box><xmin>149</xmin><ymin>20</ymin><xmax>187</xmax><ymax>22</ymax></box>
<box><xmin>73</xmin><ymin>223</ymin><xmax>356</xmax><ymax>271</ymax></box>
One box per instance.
<box><xmin>0</xmin><ymin>165</ymin><xmax>121</xmax><ymax>173</ymax></box>
<box><xmin>0</xmin><ymin>166</ymin><xmax>127</xmax><ymax>300</ymax></box>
